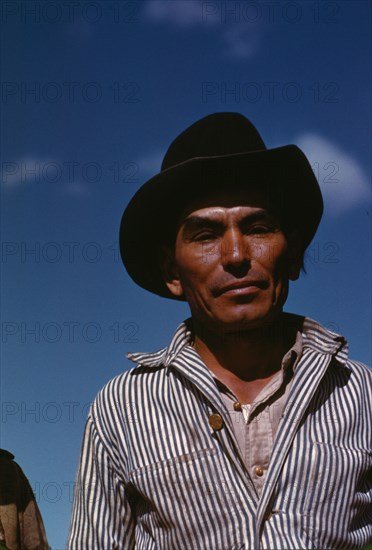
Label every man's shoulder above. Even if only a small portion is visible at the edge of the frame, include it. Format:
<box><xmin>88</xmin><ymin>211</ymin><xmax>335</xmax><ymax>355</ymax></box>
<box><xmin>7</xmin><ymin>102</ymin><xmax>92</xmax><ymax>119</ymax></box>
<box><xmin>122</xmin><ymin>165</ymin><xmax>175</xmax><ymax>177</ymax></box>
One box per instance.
<box><xmin>93</xmin><ymin>361</ymin><xmax>168</xmax><ymax>411</ymax></box>
<box><xmin>96</xmin><ymin>365</ymin><xmax>153</xmax><ymax>392</ymax></box>
<box><xmin>86</xmin><ymin>364</ymin><xmax>171</xmax><ymax>448</ymax></box>
<box><xmin>90</xmin><ymin>324</ymin><xmax>192</xmax><ymax>423</ymax></box>
<box><xmin>284</xmin><ymin>312</ymin><xmax>371</xmax><ymax>377</ymax></box>
<box><xmin>344</xmin><ymin>358</ymin><xmax>372</xmax><ymax>382</ymax></box>
<box><xmin>94</xmin><ymin>320</ymin><xmax>192</xmax><ymax>402</ymax></box>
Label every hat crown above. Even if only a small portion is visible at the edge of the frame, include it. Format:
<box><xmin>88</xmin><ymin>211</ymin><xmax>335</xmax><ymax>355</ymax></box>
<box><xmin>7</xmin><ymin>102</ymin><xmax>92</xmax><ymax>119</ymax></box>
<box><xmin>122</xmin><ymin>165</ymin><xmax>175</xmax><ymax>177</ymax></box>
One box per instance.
<box><xmin>161</xmin><ymin>112</ymin><xmax>266</xmax><ymax>171</ymax></box>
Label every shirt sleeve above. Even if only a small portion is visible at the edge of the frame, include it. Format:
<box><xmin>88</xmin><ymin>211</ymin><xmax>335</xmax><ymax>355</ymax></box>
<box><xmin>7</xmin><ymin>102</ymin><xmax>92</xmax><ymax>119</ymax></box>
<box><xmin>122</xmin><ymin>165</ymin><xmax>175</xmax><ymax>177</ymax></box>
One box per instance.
<box><xmin>66</xmin><ymin>411</ymin><xmax>136</xmax><ymax>549</ymax></box>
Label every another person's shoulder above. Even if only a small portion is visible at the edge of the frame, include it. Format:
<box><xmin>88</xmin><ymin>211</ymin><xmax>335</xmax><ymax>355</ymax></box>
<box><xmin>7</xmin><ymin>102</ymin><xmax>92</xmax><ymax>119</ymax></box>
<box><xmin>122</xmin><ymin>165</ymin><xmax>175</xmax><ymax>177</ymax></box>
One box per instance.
<box><xmin>0</xmin><ymin>450</ymin><xmax>50</xmax><ymax>549</ymax></box>
<box><xmin>0</xmin><ymin>449</ymin><xmax>15</xmax><ymax>462</ymax></box>
<box><xmin>0</xmin><ymin>449</ymin><xmax>27</xmax><ymax>484</ymax></box>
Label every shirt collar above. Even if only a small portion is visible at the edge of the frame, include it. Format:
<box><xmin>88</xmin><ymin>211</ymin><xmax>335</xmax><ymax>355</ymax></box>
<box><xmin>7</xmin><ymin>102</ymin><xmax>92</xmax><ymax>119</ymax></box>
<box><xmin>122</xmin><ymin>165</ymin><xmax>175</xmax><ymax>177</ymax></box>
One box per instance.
<box><xmin>300</xmin><ymin>315</ymin><xmax>349</xmax><ymax>366</ymax></box>
<box><xmin>126</xmin><ymin>314</ymin><xmax>349</xmax><ymax>370</ymax></box>
<box><xmin>126</xmin><ymin>318</ymin><xmax>193</xmax><ymax>368</ymax></box>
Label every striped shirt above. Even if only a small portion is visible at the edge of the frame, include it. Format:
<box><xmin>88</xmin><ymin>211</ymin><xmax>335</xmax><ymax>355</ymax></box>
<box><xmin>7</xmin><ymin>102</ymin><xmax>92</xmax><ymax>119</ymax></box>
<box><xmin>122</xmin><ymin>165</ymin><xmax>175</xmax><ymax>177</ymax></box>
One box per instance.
<box><xmin>67</xmin><ymin>313</ymin><xmax>372</xmax><ymax>549</ymax></box>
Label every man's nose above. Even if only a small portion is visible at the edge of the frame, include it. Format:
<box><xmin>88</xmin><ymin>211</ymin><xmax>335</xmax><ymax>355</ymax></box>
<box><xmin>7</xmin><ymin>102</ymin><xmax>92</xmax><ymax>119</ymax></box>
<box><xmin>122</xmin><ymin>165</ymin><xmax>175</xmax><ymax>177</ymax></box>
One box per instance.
<box><xmin>221</xmin><ymin>229</ymin><xmax>249</xmax><ymax>267</ymax></box>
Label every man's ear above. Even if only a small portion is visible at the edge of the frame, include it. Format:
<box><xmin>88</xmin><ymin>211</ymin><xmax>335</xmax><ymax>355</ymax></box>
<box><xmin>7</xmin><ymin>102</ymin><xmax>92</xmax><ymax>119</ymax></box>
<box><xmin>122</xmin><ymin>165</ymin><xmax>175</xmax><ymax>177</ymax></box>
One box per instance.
<box><xmin>288</xmin><ymin>260</ymin><xmax>301</xmax><ymax>281</ymax></box>
<box><xmin>287</xmin><ymin>232</ymin><xmax>303</xmax><ymax>281</ymax></box>
<box><xmin>160</xmin><ymin>245</ymin><xmax>184</xmax><ymax>298</ymax></box>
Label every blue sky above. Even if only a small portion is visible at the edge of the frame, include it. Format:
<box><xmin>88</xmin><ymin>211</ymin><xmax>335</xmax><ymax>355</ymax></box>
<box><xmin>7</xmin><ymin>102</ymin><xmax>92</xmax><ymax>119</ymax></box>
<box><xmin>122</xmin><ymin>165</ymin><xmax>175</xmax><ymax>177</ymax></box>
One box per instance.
<box><xmin>1</xmin><ymin>1</ymin><xmax>371</xmax><ymax>547</ymax></box>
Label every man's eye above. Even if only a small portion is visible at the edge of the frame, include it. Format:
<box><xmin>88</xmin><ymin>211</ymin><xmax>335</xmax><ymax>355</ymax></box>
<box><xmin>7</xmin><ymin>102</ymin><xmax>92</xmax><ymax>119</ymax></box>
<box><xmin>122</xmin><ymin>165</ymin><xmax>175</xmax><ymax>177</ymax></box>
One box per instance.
<box><xmin>248</xmin><ymin>225</ymin><xmax>275</xmax><ymax>234</ymax></box>
<box><xmin>193</xmin><ymin>232</ymin><xmax>217</xmax><ymax>241</ymax></box>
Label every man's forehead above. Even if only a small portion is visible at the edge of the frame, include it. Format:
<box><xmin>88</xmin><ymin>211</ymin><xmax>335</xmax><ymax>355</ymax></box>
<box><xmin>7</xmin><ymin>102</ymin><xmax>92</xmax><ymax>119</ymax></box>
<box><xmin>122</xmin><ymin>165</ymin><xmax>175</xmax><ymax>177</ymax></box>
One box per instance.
<box><xmin>178</xmin><ymin>187</ymin><xmax>272</xmax><ymax>223</ymax></box>
<box><xmin>181</xmin><ymin>205</ymin><xmax>268</xmax><ymax>224</ymax></box>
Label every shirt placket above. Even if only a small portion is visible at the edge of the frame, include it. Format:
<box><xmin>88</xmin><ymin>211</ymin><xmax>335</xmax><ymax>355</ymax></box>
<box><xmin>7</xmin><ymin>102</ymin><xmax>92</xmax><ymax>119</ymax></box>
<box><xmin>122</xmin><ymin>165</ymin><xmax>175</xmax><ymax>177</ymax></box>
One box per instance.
<box><xmin>216</xmin><ymin>340</ymin><xmax>301</xmax><ymax>498</ymax></box>
<box><xmin>243</xmin><ymin>404</ymin><xmax>273</xmax><ymax>496</ymax></box>
<box><xmin>218</xmin><ymin>374</ymin><xmax>286</xmax><ymax>496</ymax></box>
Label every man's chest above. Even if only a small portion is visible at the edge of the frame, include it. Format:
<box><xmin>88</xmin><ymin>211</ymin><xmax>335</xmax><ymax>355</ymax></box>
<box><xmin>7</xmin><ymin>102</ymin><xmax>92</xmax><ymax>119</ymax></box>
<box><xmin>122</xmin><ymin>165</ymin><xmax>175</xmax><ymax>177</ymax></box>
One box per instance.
<box><xmin>113</xmin><ymin>366</ymin><xmax>370</xmax><ymax>550</ymax></box>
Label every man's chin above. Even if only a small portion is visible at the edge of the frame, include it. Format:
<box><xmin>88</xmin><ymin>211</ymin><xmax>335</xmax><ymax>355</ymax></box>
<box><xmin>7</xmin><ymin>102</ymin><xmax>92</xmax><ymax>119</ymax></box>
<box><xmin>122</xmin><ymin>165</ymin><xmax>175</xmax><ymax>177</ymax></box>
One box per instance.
<box><xmin>205</xmin><ymin>309</ymin><xmax>284</xmax><ymax>335</ymax></box>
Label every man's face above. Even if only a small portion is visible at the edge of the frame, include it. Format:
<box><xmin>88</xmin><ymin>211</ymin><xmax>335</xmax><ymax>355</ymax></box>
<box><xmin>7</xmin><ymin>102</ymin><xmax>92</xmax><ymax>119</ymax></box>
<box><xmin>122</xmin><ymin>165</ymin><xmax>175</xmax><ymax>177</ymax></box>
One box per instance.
<box><xmin>164</xmin><ymin>190</ymin><xmax>300</xmax><ymax>333</ymax></box>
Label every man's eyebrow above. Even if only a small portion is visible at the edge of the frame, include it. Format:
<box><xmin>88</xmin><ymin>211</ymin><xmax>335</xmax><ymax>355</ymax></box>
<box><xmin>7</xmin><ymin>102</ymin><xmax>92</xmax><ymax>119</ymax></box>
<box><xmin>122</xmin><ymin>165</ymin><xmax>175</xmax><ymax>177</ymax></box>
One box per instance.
<box><xmin>180</xmin><ymin>210</ymin><xmax>277</xmax><ymax>232</ymax></box>
<box><xmin>180</xmin><ymin>216</ymin><xmax>225</xmax><ymax>233</ymax></box>
<box><xmin>238</xmin><ymin>211</ymin><xmax>280</xmax><ymax>226</ymax></box>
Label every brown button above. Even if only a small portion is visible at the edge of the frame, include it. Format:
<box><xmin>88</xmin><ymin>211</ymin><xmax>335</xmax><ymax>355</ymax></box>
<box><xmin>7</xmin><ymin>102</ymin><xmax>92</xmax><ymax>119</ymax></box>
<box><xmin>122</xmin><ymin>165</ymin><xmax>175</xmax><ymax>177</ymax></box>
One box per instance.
<box><xmin>254</xmin><ymin>466</ymin><xmax>264</xmax><ymax>477</ymax></box>
<box><xmin>233</xmin><ymin>401</ymin><xmax>242</xmax><ymax>411</ymax></box>
<box><xmin>208</xmin><ymin>413</ymin><xmax>224</xmax><ymax>431</ymax></box>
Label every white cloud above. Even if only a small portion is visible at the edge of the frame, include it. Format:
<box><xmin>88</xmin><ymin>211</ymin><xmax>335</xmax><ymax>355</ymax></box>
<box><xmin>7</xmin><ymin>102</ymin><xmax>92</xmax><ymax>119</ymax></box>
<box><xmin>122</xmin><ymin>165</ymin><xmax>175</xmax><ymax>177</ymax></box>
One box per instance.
<box><xmin>1</xmin><ymin>157</ymin><xmax>91</xmax><ymax>197</ymax></box>
<box><xmin>143</xmin><ymin>0</ymin><xmax>261</xmax><ymax>59</ymax></box>
<box><xmin>143</xmin><ymin>0</ymin><xmax>205</xmax><ymax>28</ymax></box>
<box><xmin>295</xmin><ymin>134</ymin><xmax>370</xmax><ymax>215</ymax></box>
<box><xmin>62</xmin><ymin>181</ymin><xmax>91</xmax><ymax>197</ymax></box>
<box><xmin>136</xmin><ymin>150</ymin><xmax>164</xmax><ymax>178</ymax></box>
<box><xmin>223</xmin><ymin>24</ymin><xmax>260</xmax><ymax>59</ymax></box>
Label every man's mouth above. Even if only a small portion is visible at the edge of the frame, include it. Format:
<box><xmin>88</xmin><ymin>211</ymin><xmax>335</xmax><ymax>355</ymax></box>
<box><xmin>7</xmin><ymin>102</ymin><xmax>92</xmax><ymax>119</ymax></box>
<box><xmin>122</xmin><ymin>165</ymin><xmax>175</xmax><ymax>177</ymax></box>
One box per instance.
<box><xmin>214</xmin><ymin>279</ymin><xmax>268</xmax><ymax>297</ymax></box>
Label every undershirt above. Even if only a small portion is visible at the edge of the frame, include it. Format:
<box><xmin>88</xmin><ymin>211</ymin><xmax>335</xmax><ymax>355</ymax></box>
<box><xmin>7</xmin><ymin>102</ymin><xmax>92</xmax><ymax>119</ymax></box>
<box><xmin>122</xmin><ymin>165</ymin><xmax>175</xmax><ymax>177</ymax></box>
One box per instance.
<box><xmin>215</xmin><ymin>330</ymin><xmax>303</xmax><ymax>495</ymax></box>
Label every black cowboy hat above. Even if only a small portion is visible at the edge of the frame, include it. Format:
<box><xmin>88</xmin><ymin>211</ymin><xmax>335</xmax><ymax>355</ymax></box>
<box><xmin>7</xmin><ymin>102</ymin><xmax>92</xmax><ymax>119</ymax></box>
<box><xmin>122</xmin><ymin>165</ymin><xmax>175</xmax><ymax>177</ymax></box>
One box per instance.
<box><xmin>119</xmin><ymin>112</ymin><xmax>323</xmax><ymax>300</ymax></box>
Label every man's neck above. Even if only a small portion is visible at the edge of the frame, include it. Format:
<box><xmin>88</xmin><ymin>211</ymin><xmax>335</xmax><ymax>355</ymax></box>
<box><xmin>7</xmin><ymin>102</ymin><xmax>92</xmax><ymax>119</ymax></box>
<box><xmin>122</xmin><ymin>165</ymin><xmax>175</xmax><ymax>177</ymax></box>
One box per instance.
<box><xmin>191</xmin><ymin>315</ymin><xmax>293</xmax><ymax>401</ymax></box>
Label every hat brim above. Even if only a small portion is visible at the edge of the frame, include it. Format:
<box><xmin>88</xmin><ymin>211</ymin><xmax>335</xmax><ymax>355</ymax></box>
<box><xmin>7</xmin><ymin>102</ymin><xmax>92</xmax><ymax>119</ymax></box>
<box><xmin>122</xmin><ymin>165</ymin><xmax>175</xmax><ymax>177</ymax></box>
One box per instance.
<box><xmin>120</xmin><ymin>145</ymin><xmax>323</xmax><ymax>300</ymax></box>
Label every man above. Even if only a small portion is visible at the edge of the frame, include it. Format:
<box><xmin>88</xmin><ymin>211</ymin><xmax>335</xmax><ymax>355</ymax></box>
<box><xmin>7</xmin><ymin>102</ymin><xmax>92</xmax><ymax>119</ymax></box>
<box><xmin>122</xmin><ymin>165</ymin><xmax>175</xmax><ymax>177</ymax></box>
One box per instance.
<box><xmin>68</xmin><ymin>113</ymin><xmax>372</xmax><ymax>549</ymax></box>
